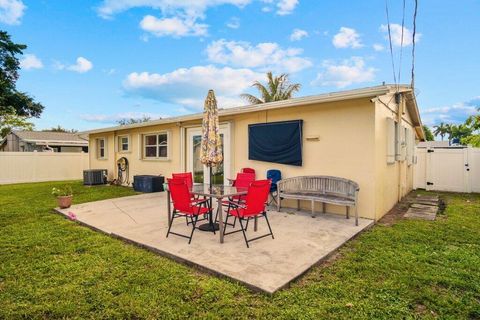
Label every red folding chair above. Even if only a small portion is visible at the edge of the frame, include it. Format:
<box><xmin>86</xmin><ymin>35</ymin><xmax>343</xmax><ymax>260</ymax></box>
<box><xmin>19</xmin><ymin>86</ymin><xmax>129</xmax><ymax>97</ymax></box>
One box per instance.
<box><xmin>223</xmin><ymin>180</ymin><xmax>274</xmax><ymax>248</ymax></box>
<box><xmin>172</xmin><ymin>172</ymin><xmax>193</xmax><ymax>188</ymax></box>
<box><xmin>241</xmin><ymin>167</ymin><xmax>256</xmax><ymax>176</ymax></box>
<box><xmin>166</xmin><ymin>178</ymin><xmax>213</xmax><ymax>244</ymax></box>
<box><xmin>172</xmin><ymin>172</ymin><xmax>208</xmax><ymax>220</ymax></box>
<box><xmin>216</xmin><ymin>172</ymin><xmax>255</xmax><ymax>227</ymax></box>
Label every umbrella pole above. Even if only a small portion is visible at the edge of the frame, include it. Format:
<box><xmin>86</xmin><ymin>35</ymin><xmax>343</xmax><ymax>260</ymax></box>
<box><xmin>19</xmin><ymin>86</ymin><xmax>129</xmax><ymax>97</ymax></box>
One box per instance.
<box><xmin>209</xmin><ymin>165</ymin><xmax>213</xmax><ymax>187</ymax></box>
<box><xmin>199</xmin><ymin>164</ymin><xmax>220</xmax><ymax>232</ymax></box>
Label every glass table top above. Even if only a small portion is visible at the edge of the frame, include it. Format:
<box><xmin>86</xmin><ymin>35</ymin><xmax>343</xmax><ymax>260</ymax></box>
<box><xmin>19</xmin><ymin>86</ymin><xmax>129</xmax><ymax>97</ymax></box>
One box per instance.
<box><xmin>190</xmin><ymin>184</ymin><xmax>248</xmax><ymax>198</ymax></box>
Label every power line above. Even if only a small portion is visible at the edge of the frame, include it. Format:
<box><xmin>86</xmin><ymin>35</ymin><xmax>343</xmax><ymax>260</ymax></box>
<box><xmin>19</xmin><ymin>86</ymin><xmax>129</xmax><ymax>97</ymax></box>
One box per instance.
<box><xmin>411</xmin><ymin>0</ymin><xmax>418</xmax><ymax>89</ymax></box>
<box><xmin>397</xmin><ymin>0</ymin><xmax>406</xmax><ymax>91</ymax></box>
<box><xmin>385</xmin><ymin>0</ymin><xmax>397</xmax><ymax>86</ymax></box>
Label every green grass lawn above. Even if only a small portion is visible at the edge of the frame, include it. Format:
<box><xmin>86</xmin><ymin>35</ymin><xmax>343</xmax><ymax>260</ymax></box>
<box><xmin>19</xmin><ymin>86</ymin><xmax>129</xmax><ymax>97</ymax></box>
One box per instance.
<box><xmin>1</xmin><ymin>181</ymin><xmax>479</xmax><ymax>319</ymax></box>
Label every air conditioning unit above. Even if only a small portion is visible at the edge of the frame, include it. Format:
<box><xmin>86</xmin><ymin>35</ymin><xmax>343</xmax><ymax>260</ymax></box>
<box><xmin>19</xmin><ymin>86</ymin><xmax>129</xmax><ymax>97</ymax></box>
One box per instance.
<box><xmin>83</xmin><ymin>169</ymin><xmax>108</xmax><ymax>185</ymax></box>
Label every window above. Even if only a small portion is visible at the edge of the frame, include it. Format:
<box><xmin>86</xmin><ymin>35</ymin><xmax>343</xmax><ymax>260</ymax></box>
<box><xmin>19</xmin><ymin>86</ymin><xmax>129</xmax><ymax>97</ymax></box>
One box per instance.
<box><xmin>118</xmin><ymin>135</ymin><xmax>130</xmax><ymax>152</ymax></box>
<box><xmin>143</xmin><ymin>133</ymin><xmax>168</xmax><ymax>159</ymax></box>
<box><xmin>97</xmin><ymin>138</ymin><xmax>106</xmax><ymax>159</ymax></box>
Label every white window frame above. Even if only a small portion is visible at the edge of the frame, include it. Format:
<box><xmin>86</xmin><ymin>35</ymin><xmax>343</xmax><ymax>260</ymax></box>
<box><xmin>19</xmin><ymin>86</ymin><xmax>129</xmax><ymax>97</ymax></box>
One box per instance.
<box><xmin>96</xmin><ymin>137</ymin><xmax>107</xmax><ymax>160</ymax></box>
<box><xmin>117</xmin><ymin>135</ymin><xmax>131</xmax><ymax>153</ymax></box>
<box><xmin>142</xmin><ymin>131</ymin><xmax>170</xmax><ymax>160</ymax></box>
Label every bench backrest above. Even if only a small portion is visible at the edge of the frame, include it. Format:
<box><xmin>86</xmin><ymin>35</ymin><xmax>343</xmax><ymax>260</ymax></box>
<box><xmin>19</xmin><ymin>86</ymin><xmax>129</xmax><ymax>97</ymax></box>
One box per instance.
<box><xmin>277</xmin><ymin>176</ymin><xmax>359</xmax><ymax>200</ymax></box>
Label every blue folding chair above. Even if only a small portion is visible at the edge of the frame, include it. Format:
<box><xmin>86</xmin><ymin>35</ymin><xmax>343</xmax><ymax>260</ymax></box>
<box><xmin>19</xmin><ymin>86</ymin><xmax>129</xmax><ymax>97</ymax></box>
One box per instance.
<box><xmin>266</xmin><ymin>169</ymin><xmax>282</xmax><ymax>205</ymax></box>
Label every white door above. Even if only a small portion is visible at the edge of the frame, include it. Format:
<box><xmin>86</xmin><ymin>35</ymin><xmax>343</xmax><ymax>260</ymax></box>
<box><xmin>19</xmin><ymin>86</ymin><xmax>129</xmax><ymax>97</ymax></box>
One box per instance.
<box><xmin>414</xmin><ymin>148</ymin><xmax>427</xmax><ymax>189</ymax></box>
<box><xmin>426</xmin><ymin>148</ymin><xmax>469</xmax><ymax>192</ymax></box>
<box><xmin>469</xmin><ymin>148</ymin><xmax>480</xmax><ymax>193</ymax></box>
<box><xmin>186</xmin><ymin>124</ymin><xmax>231</xmax><ymax>185</ymax></box>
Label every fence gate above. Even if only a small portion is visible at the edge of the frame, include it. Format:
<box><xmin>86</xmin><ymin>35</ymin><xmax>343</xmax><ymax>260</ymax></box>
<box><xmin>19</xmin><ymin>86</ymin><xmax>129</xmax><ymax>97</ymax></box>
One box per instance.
<box><xmin>414</xmin><ymin>147</ymin><xmax>479</xmax><ymax>193</ymax></box>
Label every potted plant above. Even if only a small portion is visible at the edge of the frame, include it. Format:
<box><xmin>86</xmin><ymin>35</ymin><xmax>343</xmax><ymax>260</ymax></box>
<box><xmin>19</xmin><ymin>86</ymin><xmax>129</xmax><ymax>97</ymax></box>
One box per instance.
<box><xmin>52</xmin><ymin>185</ymin><xmax>73</xmax><ymax>209</ymax></box>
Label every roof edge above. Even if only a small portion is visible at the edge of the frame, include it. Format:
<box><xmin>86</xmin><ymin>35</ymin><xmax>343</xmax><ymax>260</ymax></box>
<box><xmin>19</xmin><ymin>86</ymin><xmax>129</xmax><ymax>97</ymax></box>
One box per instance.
<box><xmin>81</xmin><ymin>84</ymin><xmax>405</xmax><ymax>135</ymax></box>
<box><xmin>403</xmin><ymin>90</ymin><xmax>425</xmax><ymax>141</ymax></box>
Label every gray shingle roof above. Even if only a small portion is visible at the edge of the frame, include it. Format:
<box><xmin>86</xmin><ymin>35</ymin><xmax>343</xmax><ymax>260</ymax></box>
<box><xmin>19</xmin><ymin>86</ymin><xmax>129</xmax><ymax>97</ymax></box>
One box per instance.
<box><xmin>12</xmin><ymin>130</ymin><xmax>88</xmax><ymax>145</ymax></box>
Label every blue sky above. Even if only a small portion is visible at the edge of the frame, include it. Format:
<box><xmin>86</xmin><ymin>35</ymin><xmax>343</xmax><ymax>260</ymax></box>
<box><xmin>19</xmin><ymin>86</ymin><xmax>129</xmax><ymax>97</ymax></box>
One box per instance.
<box><xmin>1</xmin><ymin>0</ymin><xmax>479</xmax><ymax>131</ymax></box>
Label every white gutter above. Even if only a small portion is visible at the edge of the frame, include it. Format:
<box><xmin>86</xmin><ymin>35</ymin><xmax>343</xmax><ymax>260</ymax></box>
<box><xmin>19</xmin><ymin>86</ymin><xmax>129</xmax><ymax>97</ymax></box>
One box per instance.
<box><xmin>81</xmin><ymin>85</ymin><xmax>398</xmax><ymax>135</ymax></box>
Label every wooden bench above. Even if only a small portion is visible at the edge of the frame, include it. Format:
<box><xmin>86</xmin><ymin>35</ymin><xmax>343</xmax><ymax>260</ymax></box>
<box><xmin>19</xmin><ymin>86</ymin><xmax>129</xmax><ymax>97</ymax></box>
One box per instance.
<box><xmin>276</xmin><ymin>176</ymin><xmax>360</xmax><ymax>225</ymax></box>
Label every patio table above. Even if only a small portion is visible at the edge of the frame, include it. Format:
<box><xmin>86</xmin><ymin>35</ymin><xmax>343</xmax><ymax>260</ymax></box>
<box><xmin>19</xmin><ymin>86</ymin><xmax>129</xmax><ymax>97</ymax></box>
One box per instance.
<box><xmin>167</xmin><ymin>184</ymin><xmax>248</xmax><ymax>243</ymax></box>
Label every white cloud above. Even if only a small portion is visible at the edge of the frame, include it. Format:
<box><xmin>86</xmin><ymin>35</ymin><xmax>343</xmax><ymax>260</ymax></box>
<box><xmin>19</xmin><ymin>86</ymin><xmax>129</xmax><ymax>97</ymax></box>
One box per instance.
<box><xmin>276</xmin><ymin>0</ymin><xmax>298</xmax><ymax>15</ymax></box>
<box><xmin>97</xmin><ymin>1</ymin><xmax>297</xmax><ymax>38</ymax></box>
<box><xmin>97</xmin><ymin>0</ymin><xmax>252</xmax><ymax>38</ymax></box>
<box><xmin>332</xmin><ymin>27</ymin><xmax>362</xmax><ymax>49</ymax></box>
<box><xmin>19</xmin><ymin>54</ymin><xmax>43</xmax><ymax>70</ymax></box>
<box><xmin>313</xmin><ymin>57</ymin><xmax>376</xmax><ymax>88</ymax></box>
<box><xmin>56</xmin><ymin>57</ymin><xmax>93</xmax><ymax>73</ymax></box>
<box><xmin>206</xmin><ymin>39</ymin><xmax>312</xmax><ymax>73</ymax></box>
<box><xmin>380</xmin><ymin>23</ymin><xmax>421</xmax><ymax>47</ymax></box>
<box><xmin>421</xmin><ymin>97</ymin><xmax>480</xmax><ymax>126</ymax></box>
<box><xmin>140</xmin><ymin>15</ymin><xmax>207</xmax><ymax>37</ymax></box>
<box><xmin>260</xmin><ymin>0</ymin><xmax>298</xmax><ymax>15</ymax></box>
<box><xmin>67</xmin><ymin>57</ymin><xmax>93</xmax><ymax>73</ymax></box>
<box><xmin>290</xmin><ymin>28</ymin><xmax>308</xmax><ymax>41</ymax></box>
<box><xmin>226</xmin><ymin>16</ymin><xmax>240</xmax><ymax>29</ymax></box>
<box><xmin>0</xmin><ymin>0</ymin><xmax>25</xmax><ymax>25</ymax></box>
<box><xmin>80</xmin><ymin>112</ymin><xmax>168</xmax><ymax>124</ymax></box>
<box><xmin>123</xmin><ymin>65</ymin><xmax>264</xmax><ymax>109</ymax></box>
<box><xmin>373</xmin><ymin>43</ymin><xmax>384</xmax><ymax>51</ymax></box>
<box><xmin>96</xmin><ymin>0</ymin><xmax>252</xmax><ymax>19</ymax></box>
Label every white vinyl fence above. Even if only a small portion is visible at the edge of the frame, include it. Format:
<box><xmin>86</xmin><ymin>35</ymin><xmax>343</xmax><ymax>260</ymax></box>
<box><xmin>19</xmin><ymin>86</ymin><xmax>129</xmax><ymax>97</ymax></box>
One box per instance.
<box><xmin>414</xmin><ymin>147</ymin><xmax>480</xmax><ymax>193</ymax></box>
<box><xmin>0</xmin><ymin>152</ymin><xmax>89</xmax><ymax>184</ymax></box>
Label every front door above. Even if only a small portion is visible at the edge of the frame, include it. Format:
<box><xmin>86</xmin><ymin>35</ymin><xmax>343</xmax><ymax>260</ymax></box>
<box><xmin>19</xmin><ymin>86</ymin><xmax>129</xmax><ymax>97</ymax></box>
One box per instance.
<box><xmin>186</xmin><ymin>124</ymin><xmax>231</xmax><ymax>185</ymax></box>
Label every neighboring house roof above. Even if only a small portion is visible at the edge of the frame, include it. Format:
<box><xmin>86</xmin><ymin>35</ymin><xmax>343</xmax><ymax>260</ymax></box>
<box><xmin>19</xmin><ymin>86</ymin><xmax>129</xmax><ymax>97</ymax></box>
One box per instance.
<box><xmin>82</xmin><ymin>84</ymin><xmax>425</xmax><ymax>140</ymax></box>
<box><xmin>11</xmin><ymin>130</ymin><xmax>88</xmax><ymax>146</ymax></box>
<box><xmin>417</xmin><ymin>141</ymin><xmax>451</xmax><ymax>148</ymax></box>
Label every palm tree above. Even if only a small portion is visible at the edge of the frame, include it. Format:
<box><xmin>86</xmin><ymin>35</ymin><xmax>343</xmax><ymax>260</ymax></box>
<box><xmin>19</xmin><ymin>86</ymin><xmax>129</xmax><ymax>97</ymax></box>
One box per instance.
<box><xmin>240</xmin><ymin>72</ymin><xmax>301</xmax><ymax>104</ymax></box>
<box><xmin>433</xmin><ymin>122</ymin><xmax>448</xmax><ymax>141</ymax></box>
<box><xmin>450</xmin><ymin>124</ymin><xmax>473</xmax><ymax>141</ymax></box>
<box><xmin>445</xmin><ymin>123</ymin><xmax>454</xmax><ymax>143</ymax></box>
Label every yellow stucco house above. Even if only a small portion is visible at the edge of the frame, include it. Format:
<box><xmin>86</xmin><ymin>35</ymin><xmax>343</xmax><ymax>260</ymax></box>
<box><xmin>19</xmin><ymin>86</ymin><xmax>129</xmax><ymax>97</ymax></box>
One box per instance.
<box><xmin>84</xmin><ymin>84</ymin><xmax>424</xmax><ymax>221</ymax></box>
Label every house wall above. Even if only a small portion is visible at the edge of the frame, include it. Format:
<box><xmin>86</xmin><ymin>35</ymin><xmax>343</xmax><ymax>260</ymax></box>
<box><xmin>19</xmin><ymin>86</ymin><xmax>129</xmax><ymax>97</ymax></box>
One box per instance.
<box><xmin>89</xmin><ymin>124</ymin><xmax>182</xmax><ymax>182</ymax></box>
<box><xmin>374</xmin><ymin>93</ymin><xmax>417</xmax><ymax>220</ymax></box>
<box><xmin>1</xmin><ymin>133</ymin><xmax>20</xmax><ymax>152</ymax></box>
<box><xmin>228</xmin><ymin>98</ymin><xmax>377</xmax><ymax>218</ymax></box>
<box><xmin>89</xmin><ymin>97</ymin><xmax>381</xmax><ymax>219</ymax></box>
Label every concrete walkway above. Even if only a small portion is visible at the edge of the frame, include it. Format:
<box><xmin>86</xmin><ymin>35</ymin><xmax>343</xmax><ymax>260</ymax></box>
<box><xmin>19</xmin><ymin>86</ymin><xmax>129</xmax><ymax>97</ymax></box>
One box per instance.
<box><xmin>56</xmin><ymin>192</ymin><xmax>373</xmax><ymax>294</ymax></box>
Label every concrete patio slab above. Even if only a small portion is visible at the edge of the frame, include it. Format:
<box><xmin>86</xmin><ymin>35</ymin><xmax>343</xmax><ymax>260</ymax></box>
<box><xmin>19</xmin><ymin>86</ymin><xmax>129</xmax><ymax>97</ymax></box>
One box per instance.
<box><xmin>56</xmin><ymin>192</ymin><xmax>373</xmax><ymax>294</ymax></box>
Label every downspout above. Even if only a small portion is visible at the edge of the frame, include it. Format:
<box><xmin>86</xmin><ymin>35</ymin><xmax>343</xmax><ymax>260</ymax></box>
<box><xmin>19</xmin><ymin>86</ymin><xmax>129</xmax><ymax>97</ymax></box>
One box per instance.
<box><xmin>396</xmin><ymin>92</ymin><xmax>404</xmax><ymax>202</ymax></box>
<box><xmin>112</xmin><ymin>131</ymin><xmax>117</xmax><ymax>181</ymax></box>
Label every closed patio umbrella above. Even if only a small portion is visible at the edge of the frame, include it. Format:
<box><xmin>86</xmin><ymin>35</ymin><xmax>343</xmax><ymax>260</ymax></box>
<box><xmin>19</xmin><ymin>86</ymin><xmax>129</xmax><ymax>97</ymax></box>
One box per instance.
<box><xmin>200</xmin><ymin>89</ymin><xmax>223</xmax><ymax>185</ymax></box>
<box><xmin>199</xmin><ymin>89</ymin><xmax>223</xmax><ymax>232</ymax></box>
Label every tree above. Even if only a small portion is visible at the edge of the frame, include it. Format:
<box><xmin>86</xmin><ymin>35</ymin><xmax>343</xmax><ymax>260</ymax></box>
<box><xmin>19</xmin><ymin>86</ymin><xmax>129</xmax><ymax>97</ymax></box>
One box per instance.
<box><xmin>448</xmin><ymin>124</ymin><xmax>472</xmax><ymax>142</ymax></box>
<box><xmin>461</xmin><ymin>135</ymin><xmax>480</xmax><ymax>147</ymax></box>
<box><xmin>0</xmin><ymin>31</ymin><xmax>44</xmax><ymax>118</ymax></box>
<box><xmin>461</xmin><ymin>106</ymin><xmax>480</xmax><ymax>147</ymax></box>
<box><xmin>465</xmin><ymin>110</ymin><xmax>480</xmax><ymax>132</ymax></box>
<box><xmin>42</xmin><ymin>125</ymin><xmax>78</xmax><ymax>133</ymax></box>
<box><xmin>240</xmin><ymin>72</ymin><xmax>301</xmax><ymax>104</ymax></box>
<box><xmin>433</xmin><ymin>122</ymin><xmax>448</xmax><ymax>141</ymax></box>
<box><xmin>0</xmin><ymin>107</ymin><xmax>34</xmax><ymax>137</ymax></box>
<box><xmin>117</xmin><ymin>116</ymin><xmax>152</xmax><ymax>126</ymax></box>
<box><xmin>423</xmin><ymin>125</ymin><xmax>434</xmax><ymax>141</ymax></box>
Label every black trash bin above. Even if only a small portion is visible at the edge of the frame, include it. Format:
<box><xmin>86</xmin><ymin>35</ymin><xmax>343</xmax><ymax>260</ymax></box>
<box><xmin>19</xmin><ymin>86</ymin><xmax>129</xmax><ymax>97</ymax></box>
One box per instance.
<box><xmin>133</xmin><ymin>175</ymin><xmax>164</xmax><ymax>193</ymax></box>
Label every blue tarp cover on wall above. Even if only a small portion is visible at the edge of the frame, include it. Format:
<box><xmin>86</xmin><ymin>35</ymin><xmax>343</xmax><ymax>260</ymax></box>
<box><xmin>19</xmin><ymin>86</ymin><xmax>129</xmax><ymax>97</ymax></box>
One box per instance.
<box><xmin>248</xmin><ymin>120</ymin><xmax>303</xmax><ymax>166</ymax></box>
